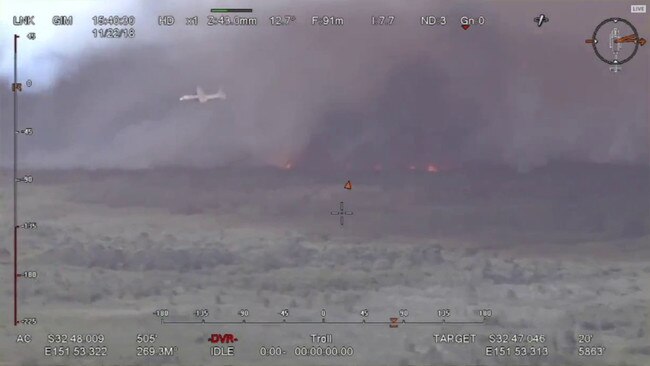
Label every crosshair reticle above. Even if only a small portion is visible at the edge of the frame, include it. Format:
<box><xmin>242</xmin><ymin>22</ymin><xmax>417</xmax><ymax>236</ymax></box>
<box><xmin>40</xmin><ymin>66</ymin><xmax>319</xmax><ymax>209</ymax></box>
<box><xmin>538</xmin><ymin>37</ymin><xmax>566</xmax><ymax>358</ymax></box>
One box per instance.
<box><xmin>330</xmin><ymin>201</ymin><xmax>354</xmax><ymax>226</ymax></box>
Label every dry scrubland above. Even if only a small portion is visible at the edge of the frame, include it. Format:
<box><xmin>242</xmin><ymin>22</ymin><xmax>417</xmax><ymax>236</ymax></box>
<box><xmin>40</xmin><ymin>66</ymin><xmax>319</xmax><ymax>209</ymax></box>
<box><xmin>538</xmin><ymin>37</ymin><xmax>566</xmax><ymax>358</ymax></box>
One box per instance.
<box><xmin>0</xmin><ymin>163</ymin><xmax>648</xmax><ymax>365</ymax></box>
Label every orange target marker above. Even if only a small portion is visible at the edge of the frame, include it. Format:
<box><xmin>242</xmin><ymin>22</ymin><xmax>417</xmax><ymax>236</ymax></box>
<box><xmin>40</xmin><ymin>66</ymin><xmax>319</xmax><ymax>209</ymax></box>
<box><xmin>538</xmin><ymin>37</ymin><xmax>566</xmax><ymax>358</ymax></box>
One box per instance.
<box><xmin>614</xmin><ymin>34</ymin><xmax>647</xmax><ymax>45</ymax></box>
<box><xmin>344</xmin><ymin>180</ymin><xmax>352</xmax><ymax>190</ymax></box>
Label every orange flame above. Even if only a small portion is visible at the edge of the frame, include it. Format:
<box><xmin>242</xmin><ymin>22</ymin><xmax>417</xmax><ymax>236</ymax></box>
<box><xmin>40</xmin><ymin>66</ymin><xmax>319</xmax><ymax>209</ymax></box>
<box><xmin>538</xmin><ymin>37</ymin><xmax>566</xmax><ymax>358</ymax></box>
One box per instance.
<box><xmin>427</xmin><ymin>164</ymin><xmax>439</xmax><ymax>173</ymax></box>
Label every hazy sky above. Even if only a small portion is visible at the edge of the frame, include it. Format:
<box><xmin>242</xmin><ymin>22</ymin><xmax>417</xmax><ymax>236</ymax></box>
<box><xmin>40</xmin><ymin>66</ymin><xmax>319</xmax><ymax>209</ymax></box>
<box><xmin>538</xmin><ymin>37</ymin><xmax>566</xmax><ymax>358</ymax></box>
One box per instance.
<box><xmin>0</xmin><ymin>0</ymin><xmax>648</xmax><ymax>171</ymax></box>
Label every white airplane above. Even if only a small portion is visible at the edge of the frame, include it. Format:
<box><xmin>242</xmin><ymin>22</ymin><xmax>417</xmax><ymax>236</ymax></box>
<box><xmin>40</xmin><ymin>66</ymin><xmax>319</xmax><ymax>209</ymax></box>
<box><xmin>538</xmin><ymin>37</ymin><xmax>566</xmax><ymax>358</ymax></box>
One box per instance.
<box><xmin>179</xmin><ymin>86</ymin><xmax>226</xmax><ymax>103</ymax></box>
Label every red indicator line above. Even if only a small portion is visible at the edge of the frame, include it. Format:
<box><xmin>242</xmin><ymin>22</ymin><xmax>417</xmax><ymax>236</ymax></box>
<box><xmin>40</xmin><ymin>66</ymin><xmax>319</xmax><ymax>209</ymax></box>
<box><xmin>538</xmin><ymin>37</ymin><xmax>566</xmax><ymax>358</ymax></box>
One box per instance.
<box><xmin>14</xmin><ymin>226</ymin><xmax>18</xmax><ymax>325</ymax></box>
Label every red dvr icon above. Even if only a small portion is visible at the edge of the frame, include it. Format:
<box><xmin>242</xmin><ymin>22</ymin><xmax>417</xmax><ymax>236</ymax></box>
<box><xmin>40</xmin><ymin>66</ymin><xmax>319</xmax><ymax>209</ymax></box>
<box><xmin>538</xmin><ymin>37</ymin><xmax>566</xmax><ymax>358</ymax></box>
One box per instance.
<box><xmin>208</xmin><ymin>333</ymin><xmax>238</xmax><ymax>343</ymax></box>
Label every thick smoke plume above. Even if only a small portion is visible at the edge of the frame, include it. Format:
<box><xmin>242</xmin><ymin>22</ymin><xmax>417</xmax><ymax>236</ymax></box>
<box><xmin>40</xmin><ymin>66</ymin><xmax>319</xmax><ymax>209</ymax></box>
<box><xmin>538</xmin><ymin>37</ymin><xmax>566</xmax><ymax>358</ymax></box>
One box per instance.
<box><xmin>1</xmin><ymin>0</ymin><xmax>647</xmax><ymax>171</ymax></box>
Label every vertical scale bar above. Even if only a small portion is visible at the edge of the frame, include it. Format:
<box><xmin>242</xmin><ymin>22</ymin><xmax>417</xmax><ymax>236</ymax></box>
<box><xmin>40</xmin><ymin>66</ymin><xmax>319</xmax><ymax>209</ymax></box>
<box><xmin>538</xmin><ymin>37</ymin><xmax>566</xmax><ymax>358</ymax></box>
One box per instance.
<box><xmin>13</xmin><ymin>34</ymin><xmax>19</xmax><ymax>326</ymax></box>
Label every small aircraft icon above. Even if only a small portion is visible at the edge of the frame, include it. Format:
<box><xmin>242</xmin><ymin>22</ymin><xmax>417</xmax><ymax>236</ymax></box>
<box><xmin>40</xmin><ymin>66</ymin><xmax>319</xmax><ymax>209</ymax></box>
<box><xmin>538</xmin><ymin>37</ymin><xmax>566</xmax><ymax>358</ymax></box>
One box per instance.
<box><xmin>534</xmin><ymin>14</ymin><xmax>549</xmax><ymax>27</ymax></box>
<box><xmin>179</xmin><ymin>86</ymin><xmax>226</xmax><ymax>103</ymax></box>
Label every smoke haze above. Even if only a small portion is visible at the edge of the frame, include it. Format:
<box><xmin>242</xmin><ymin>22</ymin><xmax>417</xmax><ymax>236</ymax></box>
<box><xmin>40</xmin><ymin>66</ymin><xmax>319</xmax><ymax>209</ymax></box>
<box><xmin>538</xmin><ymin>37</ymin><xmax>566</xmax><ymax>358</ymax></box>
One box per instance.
<box><xmin>0</xmin><ymin>0</ymin><xmax>647</xmax><ymax>171</ymax></box>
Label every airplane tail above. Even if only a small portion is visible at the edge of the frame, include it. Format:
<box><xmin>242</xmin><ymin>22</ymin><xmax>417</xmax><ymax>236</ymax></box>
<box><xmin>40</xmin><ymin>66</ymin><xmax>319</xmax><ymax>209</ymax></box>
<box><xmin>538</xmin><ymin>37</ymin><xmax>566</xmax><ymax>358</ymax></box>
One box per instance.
<box><xmin>216</xmin><ymin>87</ymin><xmax>227</xmax><ymax>100</ymax></box>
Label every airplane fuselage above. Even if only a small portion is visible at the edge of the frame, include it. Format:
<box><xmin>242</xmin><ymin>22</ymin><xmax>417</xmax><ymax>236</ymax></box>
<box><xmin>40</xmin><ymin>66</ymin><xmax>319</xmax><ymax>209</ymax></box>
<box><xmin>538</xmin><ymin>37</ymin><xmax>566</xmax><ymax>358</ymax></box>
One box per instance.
<box><xmin>179</xmin><ymin>86</ymin><xmax>226</xmax><ymax>103</ymax></box>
